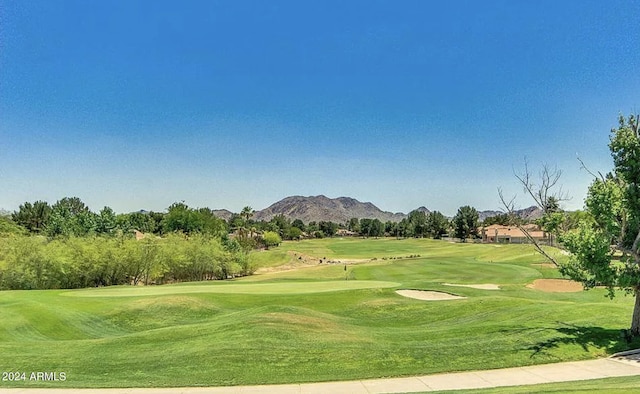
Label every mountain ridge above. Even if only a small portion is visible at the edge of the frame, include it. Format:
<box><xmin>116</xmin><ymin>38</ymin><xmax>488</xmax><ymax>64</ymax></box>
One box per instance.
<box><xmin>211</xmin><ymin>195</ymin><xmax>542</xmax><ymax>224</ymax></box>
<box><xmin>253</xmin><ymin>195</ymin><xmax>406</xmax><ymax>223</ymax></box>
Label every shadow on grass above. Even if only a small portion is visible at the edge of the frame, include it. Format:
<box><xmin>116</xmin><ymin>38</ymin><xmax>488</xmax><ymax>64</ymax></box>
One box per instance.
<box><xmin>523</xmin><ymin>323</ymin><xmax>640</xmax><ymax>358</ymax></box>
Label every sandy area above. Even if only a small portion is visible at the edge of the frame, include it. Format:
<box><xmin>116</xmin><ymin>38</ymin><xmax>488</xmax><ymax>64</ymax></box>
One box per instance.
<box><xmin>395</xmin><ymin>289</ymin><xmax>466</xmax><ymax>301</ymax></box>
<box><xmin>443</xmin><ymin>283</ymin><xmax>500</xmax><ymax>290</ymax></box>
<box><xmin>527</xmin><ymin>279</ymin><xmax>583</xmax><ymax>292</ymax></box>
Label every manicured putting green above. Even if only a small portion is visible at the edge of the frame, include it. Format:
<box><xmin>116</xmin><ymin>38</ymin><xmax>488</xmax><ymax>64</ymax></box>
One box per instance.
<box><xmin>62</xmin><ymin>280</ymin><xmax>400</xmax><ymax>297</ymax></box>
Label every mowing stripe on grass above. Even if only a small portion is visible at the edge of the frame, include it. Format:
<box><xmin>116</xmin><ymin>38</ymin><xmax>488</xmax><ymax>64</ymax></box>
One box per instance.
<box><xmin>61</xmin><ymin>280</ymin><xmax>400</xmax><ymax>297</ymax></box>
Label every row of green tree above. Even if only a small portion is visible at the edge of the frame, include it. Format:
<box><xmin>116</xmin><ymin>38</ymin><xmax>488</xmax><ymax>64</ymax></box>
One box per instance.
<box><xmin>7</xmin><ymin>200</ymin><xmax>453</xmax><ymax>241</ymax></box>
<box><xmin>10</xmin><ymin>198</ymin><xmax>228</xmax><ymax>237</ymax></box>
<box><xmin>0</xmin><ymin>234</ymin><xmax>253</xmax><ymax>290</ymax></box>
<box><xmin>4</xmin><ymin>197</ymin><xmax>546</xmax><ymax>243</ymax></box>
<box><xmin>344</xmin><ymin>210</ymin><xmax>451</xmax><ymax>239</ymax></box>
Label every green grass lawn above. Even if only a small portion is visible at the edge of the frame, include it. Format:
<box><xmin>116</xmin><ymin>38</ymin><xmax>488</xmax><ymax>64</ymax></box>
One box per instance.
<box><xmin>0</xmin><ymin>238</ymin><xmax>638</xmax><ymax>388</ymax></box>
<box><xmin>428</xmin><ymin>375</ymin><xmax>640</xmax><ymax>394</ymax></box>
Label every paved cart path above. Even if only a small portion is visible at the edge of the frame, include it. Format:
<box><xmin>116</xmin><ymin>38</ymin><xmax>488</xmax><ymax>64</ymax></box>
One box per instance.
<box><xmin>2</xmin><ymin>353</ymin><xmax>640</xmax><ymax>394</ymax></box>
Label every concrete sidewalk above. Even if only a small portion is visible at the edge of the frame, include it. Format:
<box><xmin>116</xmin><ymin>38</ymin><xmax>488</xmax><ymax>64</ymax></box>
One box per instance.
<box><xmin>2</xmin><ymin>354</ymin><xmax>640</xmax><ymax>394</ymax></box>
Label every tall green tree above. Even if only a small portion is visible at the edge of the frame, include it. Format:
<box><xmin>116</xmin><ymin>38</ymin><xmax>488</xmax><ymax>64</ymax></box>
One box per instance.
<box><xmin>12</xmin><ymin>201</ymin><xmax>51</xmax><ymax>233</ymax></box>
<box><xmin>407</xmin><ymin>210</ymin><xmax>428</xmax><ymax>237</ymax></box>
<box><xmin>240</xmin><ymin>206</ymin><xmax>255</xmax><ymax>224</ymax></box>
<box><xmin>452</xmin><ymin>206</ymin><xmax>479</xmax><ymax>242</ymax></box>
<box><xmin>47</xmin><ymin>197</ymin><xmax>96</xmax><ymax>237</ymax></box>
<box><xmin>396</xmin><ymin>218</ymin><xmax>411</xmax><ymax>238</ymax></box>
<box><xmin>347</xmin><ymin>217</ymin><xmax>360</xmax><ymax>233</ymax></box>
<box><xmin>319</xmin><ymin>221</ymin><xmax>338</xmax><ymax>237</ymax></box>
<box><xmin>359</xmin><ymin>218</ymin><xmax>384</xmax><ymax>237</ymax></box>
<box><xmin>197</xmin><ymin>208</ymin><xmax>228</xmax><ymax>236</ymax></box>
<box><xmin>426</xmin><ymin>211</ymin><xmax>450</xmax><ymax>239</ymax></box>
<box><xmin>269</xmin><ymin>214</ymin><xmax>290</xmax><ymax>236</ymax></box>
<box><xmin>118</xmin><ymin>211</ymin><xmax>158</xmax><ymax>234</ymax></box>
<box><xmin>95</xmin><ymin>206</ymin><xmax>118</xmax><ymax>235</ymax></box>
<box><xmin>162</xmin><ymin>202</ymin><xmax>203</xmax><ymax>234</ymax></box>
<box><xmin>291</xmin><ymin>219</ymin><xmax>306</xmax><ymax>233</ymax></box>
<box><xmin>560</xmin><ymin>114</ymin><xmax>640</xmax><ymax>334</ymax></box>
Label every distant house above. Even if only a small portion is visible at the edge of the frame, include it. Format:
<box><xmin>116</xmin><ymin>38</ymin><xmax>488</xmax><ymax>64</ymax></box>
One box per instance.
<box><xmin>336</xmin><ymin>229</ymin><xmax>358</xmax><ymax>237</ymax></box>
<box><xmin>481</xmin><ymin>224</ymin><xmax>548</xmax><ymax>244</ymax></box>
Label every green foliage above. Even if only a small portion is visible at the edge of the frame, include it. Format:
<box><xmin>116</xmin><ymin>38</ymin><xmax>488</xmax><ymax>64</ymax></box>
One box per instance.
<box><xmin>384</xmin><ymin>220</ymin><xmax>397</xmax><ymax>236</ymax></box>
<box><xmin>285</xmin><ymin>226</ymin><xmax>303</xmax><ymax>240</ymax></box>
<box><xmin>453</xmin><ymin>205</ymin><xmax>479</xmax><ymax>242</ymax></box>
<box><xmin>395</xmin><ymin>218</ymin><xmax>410</xmax><ymax>238</ymax></box>
<box><xmin>609</xmin><ymin>114</ymin><xmax>640</xmax><ymax>250</ymax></box>
<box><xmin>161</xmin><ymin>203</ymin><xmax>227</xmax><ymax>236</ymax></box>
<box><xmin>197</xmin><ymin>207</ymin><xmax>228</xmax><ymax>235</ymax></box>
<box><xmin>347</xmin><ymin>217</ymin><xmax>360</xmax><ymax>232</ymax></box>
<box><xmin>46</xmin><ymin>197</ymin><xmax>96</xmax><ymax>237</ymax></box>
<box><xmin>585</xmin><ymin>176</ymin><xmax>625</xmax><ymax>241</ymax></box>
<box><xmin>240</xmin><ymin>206</ymin><xmax>255</xmax><ymax>221</ymax></box>
<box><xmin>291</xmin><ymin>219</ymin><xmax>306</xmax><ymax>233</ymax></box>
<box><xmin>162</xmin><ymin>202</ymin><xmax>203</xmax><ymax>234</ymax></box>
<box><xmin>561</xmin><ymin>114</ymin><xmax>640</xmax><ymax>333</ymax></box>
<box><xmin>0</xmin><ymin>216</ymin><xmax>26</xmax><ymax>235</ymax></box>
<box><xmin>318</xmin><ymin>221</ymin><xmax>338</xmax><ymax>237</ymax></box>
<box><xmin>560</xmin><ymin>224</ymin><xmax>616</xmax><ymax>294</ymax></box>
<box><xmin>483</xmin><ymin>213</ymin><xmax>510</xmax><ymax>226</ymax></box>
<box><xmin>358</xmin><ymin>218</ymin><xmax>384</xmax><ymax>237</ymax></box>
<box><xmin>12</xmin><ymin>200</ymin><xmax>51</xmax><ymax>233</ymax></box>
<box><xmin>268</xmin><ymin>214</ymin><xmax>290</xmax><ymax>236</ymax></box>
<box><xmin>0</xmin><ymin>234</ymin><xmax>248</xmax><ymax>290</ymax></box>
<box><xmin>95</xmin><ymin>206</ymin><xmax>118</xmax><ymax>235</ymax></box>
<box><xmin>117</xmin><ymin>211</ymin><xmax>159</xmax><ymax>234</ymax></box>
<box><xmin>426</xmin><ymin>211</ymin><xmax>450</xmax><ymax>239</ymax></box>
<box><xmin>407</xmin><ymin>210</ymin><xmax>427</xmax><ymax>237</ymax></box>
<box><xmin>262</xmin><ymin>231</ymin><xmax>282</xmax><ymax>249</ymax></box>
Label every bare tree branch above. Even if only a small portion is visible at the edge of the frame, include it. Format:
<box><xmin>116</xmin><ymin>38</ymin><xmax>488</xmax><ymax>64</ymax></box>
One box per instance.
<box><xmin>498</xmin><ymin>188</ymin><xmax>560</xmax><ymax>267</ymax></box>
<box><xmin>513</xmin><ymin>160</ymin><xmax>570</xmax><ymax>213</ymax></box>
<box><xmin>577</xmin><ymin>155</ymin><xmax>605</xmax><ymax>182</ymax></box>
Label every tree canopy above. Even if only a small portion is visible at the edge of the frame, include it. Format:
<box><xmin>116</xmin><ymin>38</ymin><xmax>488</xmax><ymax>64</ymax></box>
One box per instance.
<box><xmin>560</xmin><ymin>114</ymin><xmax>640</xmax><ymax>334</ymax></box>
<box><xmin>452</xmin><ymin>206</ymin><xmax>479</xmax><ymax>242</ymax></box>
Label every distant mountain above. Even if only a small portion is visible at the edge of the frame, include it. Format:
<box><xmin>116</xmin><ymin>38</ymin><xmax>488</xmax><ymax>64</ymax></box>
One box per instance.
<box><xmin>479</xmin><ymin>206</ymin><xmax>543</xmax><ymax>222</ymax></box>
<box><xmin>211</xmin><ymin>209</ymin><xmax>234</xmax><ymax>221</ymax></box>
<box><xmin>515</xmin><ymin>206</ymin><xmax>544</xmax><ymax>220</ymax></box>
<box><xmin>478</xmin><ymin>210</ymin><xmax>503</xmax><ymax>222</ymax></box>
<box><xmin>0</xmin><ymin>209</ymin><xmax>10</xmax><ymax>217</ymax></box>
<box><xmin>254</xmin><ymin>195</ymin><xmax>406</xmax><ymax>224</ymax></box>
<box><xmin>208</xmin><ymin>195</ymin><xmax>542</xmax><ymax>225</ymax></box>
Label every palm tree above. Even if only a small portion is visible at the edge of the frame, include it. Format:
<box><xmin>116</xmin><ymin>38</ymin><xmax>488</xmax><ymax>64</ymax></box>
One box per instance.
<box><xmin>240</xmin><ymin>206</ymin><xmax>254</xmax><ymax>222</ymax></box>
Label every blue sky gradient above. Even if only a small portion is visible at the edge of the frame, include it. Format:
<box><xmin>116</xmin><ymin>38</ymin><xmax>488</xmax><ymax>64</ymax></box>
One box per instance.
<box><xmin>1</xmin><ymin>0</ymin><xmax>639</xmax><ymax>216</ymax></box>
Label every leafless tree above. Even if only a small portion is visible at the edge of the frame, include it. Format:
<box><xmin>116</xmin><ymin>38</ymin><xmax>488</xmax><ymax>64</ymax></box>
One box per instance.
<box><xmin>497</xmin><ymin>160</ymin><xmax>570</xmax><ymax>266</ymax></box>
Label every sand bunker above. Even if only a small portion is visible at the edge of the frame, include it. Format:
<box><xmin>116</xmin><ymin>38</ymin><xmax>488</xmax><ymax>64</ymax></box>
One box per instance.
<box><xmin>443</xmin><ymin>283</ymin><xmax>500</xmax><ymax>290</ymax></box>
<box><xmin>527</xmin><ymin>279</ymin><xmax>583</xmax><ymax>292</ymax></box>
<box><xmin>395</xmin><ymin>289</ymin><xmax>466</xmax><ymax>301</ymax></box>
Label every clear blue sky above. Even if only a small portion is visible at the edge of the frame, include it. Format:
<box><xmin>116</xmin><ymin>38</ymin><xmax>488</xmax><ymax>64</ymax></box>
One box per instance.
<box><xmin>1</xmin><ymin>0</ymin><xmax>639</xmax><ymax>216</ymax></box>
